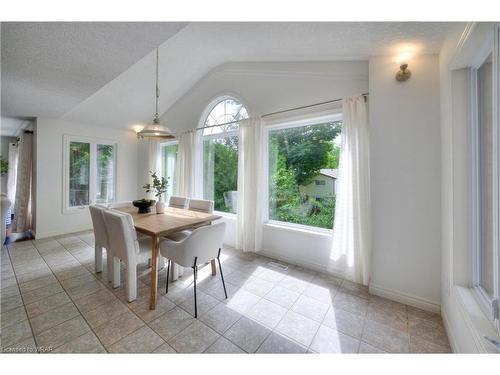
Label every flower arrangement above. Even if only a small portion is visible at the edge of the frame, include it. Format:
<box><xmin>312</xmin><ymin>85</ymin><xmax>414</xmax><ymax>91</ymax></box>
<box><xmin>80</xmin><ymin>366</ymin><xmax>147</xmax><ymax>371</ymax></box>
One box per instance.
<box><xmin>143</xmin><ymin>171</ymin><xmax>169</xmax><ymax>200</ymax></box>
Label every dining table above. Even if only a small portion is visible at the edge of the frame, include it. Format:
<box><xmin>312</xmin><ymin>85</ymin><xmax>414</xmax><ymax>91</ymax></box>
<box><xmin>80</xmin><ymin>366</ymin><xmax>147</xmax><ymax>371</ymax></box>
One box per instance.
<box><xmin>115</xmin><ymin>205</ymin><xmax>222</xmax><ymax>310</ymax></box>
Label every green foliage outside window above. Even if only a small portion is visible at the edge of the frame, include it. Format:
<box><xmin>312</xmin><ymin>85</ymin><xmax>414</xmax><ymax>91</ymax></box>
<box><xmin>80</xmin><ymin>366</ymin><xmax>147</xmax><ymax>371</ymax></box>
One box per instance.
<box><xmin>269</xmin><ymin>121</ymin><xmax>342</xmax><ymax>229</ymax></box>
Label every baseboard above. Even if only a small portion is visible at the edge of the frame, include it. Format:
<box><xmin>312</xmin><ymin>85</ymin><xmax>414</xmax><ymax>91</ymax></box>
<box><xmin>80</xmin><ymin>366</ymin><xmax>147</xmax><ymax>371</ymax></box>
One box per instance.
<box><xmin>441</xmin><ymin>304</ymin><xmax>459</xmax><ymax>353</ymax></box>
<box><xmin>257</xmin><ymin>249</ymin><xmax>345</xmax><ymax>279</ymax></box>
<box><xmin>36</xmin><ymin>225</ymin><xmax>93</xmax><ymax>240</ymax></box>
<box><xmin>368</xmin><ymin>283</ymin><xmax>441</xmax><ymax>314</ymax></box>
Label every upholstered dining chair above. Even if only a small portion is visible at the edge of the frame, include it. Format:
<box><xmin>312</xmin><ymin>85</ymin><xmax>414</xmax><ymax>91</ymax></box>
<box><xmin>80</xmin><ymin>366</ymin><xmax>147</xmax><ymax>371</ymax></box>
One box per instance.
<box><xmin>1</xmin><ymin>193</ymin><xmax>11</xmax><ymax>246</ymax></box>
<box><xmin>102</xmin><ymin>209</ymin><xmax>151</xmax><ymax>302</ymax></box>
<box><xmin>188</xmin><ymin>198</ymin><xmax>214</xmax><ymax>214</ymax></box>
<box><xmin>168</xmin><ymin>196</ymin><xmax>189</xmax><ymax>209</ymax></box>
<box><xmin>160</xmin><ymin>222</ymin><xmax>227</xmax><ymax>318</ymax></box>
<box><xmin>89</xmin><ymin>205</ymin><xmax>113</xmax><ymax>281</ymax></box>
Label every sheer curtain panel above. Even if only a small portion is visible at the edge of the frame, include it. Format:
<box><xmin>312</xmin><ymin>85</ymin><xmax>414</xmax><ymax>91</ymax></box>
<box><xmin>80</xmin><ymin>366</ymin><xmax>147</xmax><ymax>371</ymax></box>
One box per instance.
<box><xmin>13</xmin><ymin>132</ymin><xmax>33</xmax><ymax>233</ymax></box>
<box><xmin>328</xmin><ymin>95</ymin><xmax>371</xmax><ymax>285</ymax></box>
<box><xmin>236</xmin><ymin>117</ymin><xmax>264</xmax><ymax>252</ymax></box>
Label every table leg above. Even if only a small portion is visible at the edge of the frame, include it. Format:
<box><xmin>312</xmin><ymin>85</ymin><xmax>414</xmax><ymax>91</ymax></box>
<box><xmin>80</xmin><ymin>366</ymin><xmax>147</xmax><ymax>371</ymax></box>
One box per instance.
<box><xmin>211</xmin><ymin>259</ymin><xmax>217</xmax><ymax>276</ymax></box>
<box><xmin>149</xmin><ymin>236</ymin><xmax>160</xmax><ymax>310</ymax></box>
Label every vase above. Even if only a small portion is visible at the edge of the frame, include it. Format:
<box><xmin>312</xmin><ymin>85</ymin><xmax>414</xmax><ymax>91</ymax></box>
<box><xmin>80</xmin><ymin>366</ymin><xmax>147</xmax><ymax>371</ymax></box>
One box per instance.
<box><xmin>156</xmin><ymin>200</ymin><xmax>165</xmax><ymax>214</ymax></box>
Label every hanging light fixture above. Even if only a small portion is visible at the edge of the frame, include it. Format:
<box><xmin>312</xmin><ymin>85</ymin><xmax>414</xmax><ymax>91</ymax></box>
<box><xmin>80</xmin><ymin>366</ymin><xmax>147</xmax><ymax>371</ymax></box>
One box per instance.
<box><xmin>137</xmin><ymin>48</ymin><xmax>175</xmax><ymax>139</ymax></box>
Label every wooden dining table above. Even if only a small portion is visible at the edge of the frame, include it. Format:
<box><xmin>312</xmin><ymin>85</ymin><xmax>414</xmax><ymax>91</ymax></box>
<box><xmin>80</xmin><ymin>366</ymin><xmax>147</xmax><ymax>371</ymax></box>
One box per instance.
<box><xmin>115</xmin><ymin>205</ymin><xmax>222</xmax><ymax>310</ymax></box>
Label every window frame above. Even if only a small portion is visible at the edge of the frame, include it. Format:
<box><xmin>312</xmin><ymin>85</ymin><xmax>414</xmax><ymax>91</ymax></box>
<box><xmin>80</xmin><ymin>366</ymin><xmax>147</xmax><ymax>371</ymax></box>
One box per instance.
<box><xmin>62</xmin><ymin>135</ymin><xmax>117</xmax><ymax>214</ymax></box>
<box><xmin>159</xmin><ymin>140</ymin><xmax>179</xmax><ymax>198</ymax></box>
<box><xmin>469</xmin><ymin>26</ymin><xmax>500</xmax><ymax>329</ymax></box>
<box><xmin>199</xmin><ymin>95</ymin><xmax>249</xmax><ymax>216</ymax></box>
<box><xmin>263</xmin><ymin>111</ymin><xmax>342</xmax><ymax>234</ymax></box>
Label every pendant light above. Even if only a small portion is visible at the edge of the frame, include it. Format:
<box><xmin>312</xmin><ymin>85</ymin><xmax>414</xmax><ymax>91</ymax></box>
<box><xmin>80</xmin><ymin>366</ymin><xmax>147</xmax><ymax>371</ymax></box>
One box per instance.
<box><xmin>137</xmin><ymin>48</ymin><xmax>175</xmax><ymax>139</ymax></box>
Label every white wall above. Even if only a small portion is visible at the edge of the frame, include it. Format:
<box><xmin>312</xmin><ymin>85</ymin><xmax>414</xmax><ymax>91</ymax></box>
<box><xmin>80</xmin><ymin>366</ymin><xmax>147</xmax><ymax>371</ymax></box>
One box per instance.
<box><xmin>158</xmin><ymin>61</ymin><xmax>368</xmax><ymax>268</ymax></box>
<box><xmin>368</xmin><ymin>55</ymin><xmax>442</xmax><ymax>311</ymax></box>
<box><xmin>35</xmin><ymin>118</ymin><xmax>138</xmax><ymax>238</ymax></box>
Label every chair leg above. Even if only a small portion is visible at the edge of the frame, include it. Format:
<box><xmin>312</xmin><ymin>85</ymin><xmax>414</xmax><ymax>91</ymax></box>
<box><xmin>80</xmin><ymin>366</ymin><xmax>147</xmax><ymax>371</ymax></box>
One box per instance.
<box><xmin>112</xmin><ymin>257</ymin><xmax>121</xmax><ymax>289</ymax></box>
<box><xmin>193</xmin><ymin>257</ymin><xmax>198</xmax><ymax>318</ymax></box>
<box><xmin>166</xmin><ymin>260</ymin><xmax>171</xmax><ymax>293</ymax></box>
<box><xmin>106</xmin><ymin>249</ymin><xmax>113</xmax><ymax>283</ymax></box>
<box><xmin>95</xmin><ymin>245</ymin><xmax>103</xmax><ymax>273</ymax></box>
<box><xmin>217</xmin><ymin>248</ymin><xmax>228</xmax><ymax>299</ymax></box>
<box><xmin>126</xmin><ymin>262</ymin><xmax>137</xmax><ymax>302</ymax></box>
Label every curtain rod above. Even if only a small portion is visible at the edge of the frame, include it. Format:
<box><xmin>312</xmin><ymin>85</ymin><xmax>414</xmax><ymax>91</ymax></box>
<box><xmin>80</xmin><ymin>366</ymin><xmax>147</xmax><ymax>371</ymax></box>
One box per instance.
<box><xmin>195</xmin><ymin>93</ymin><xmax>368</xmax><ymax>131</ymax></box>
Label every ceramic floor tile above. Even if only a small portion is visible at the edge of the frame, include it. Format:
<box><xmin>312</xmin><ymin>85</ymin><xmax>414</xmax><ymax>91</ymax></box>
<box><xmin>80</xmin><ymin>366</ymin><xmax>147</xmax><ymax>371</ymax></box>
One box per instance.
<box><xmin>409</xmin><ymin>336</ymin><xmax>451</xmax><ymax>353</ymax></box>
<box><xmin>241</xmin><ymin>277</ymin><xmax>275</xmax><ymax>297</ymax></box>
<box><xmin>205</xmin><ymin>336</ymin><xmax>245</xmax><ymax>353</ymax></box>
<box><xmin>302</xmin><ymin>283</ymin><xmax>338</xmax><ymax>304</ymax></box>
<box><xmin>1</xmin><ymin>294</ymin><xmax>24</xmax><ymax>312</ymax></box>
<box><xmin>53</xmin><ymin>332</ymin><xmax>106</xmax><ymax>353</ymax></box>
<box><xmin>168</xmin><ymin>320</ymin><xmax>219</xmax><ymax>353</ymax></box>
<box><xmin>81</xmin><ymin>299</ymin><xmax>129</xmax><ymax>328</ymax></box>
<box><xmin>179</xmin><ymin>290</ymin><xmax>219</xmax><ymax>317</ymax></box>
<box><xmin>257</xmin><ymin>332</ymin><xmax>308</xmax><ymax>353</ymax></box>
<box><xmin>1</xmin><ymin>305</ymin><xmax>28</xmax><ymax>329</ymax></box>
<box><xmin>93</xmin><ymin>311</ymin><xmax>144</xmax><ymax>347</ymax></box>
<box><xmin>149</xmin><ymin>306</ymin><xmax>195</xmax><ymax>341</ymax></box>
<box><xmin>151</xmin><ymin>342</ymin><xmax>176</xmax><ymax>353</ymax></box>
<box><xmin>30</xmin><ymin>302</ymin><xmax>80</xmax><ymax>334</ymax></box>
<box><xmin>21</xmin><ymin>282</ymin><xmax>64</xmax><ymax>305</ymax></box>
<box><xmin>358</xmin><ymin>341</ymin><xmax>386</xmax><ymax>353</ymax></box>
<box><xmin>223</xmin><ymin>289</ymin><xmax>261</xmax><ymax>313</ymax></box>
<box><xmin>264</xmin><ymin>285</ymin><xmax>300</xmax><ymax>309</ymax></box>
<box><xmin>322</xmin><ymin>306</ymin><xmax>365</xmax><ymax>339</ymax></box>
<box><xmin>108</xmin><ymin>326</ymin><xmax>165</xmax><ymax>353</ymax></box>
<box><xmin>366</xmin><ymin>303</ymin><xmax>408</xmax><ymax>332</ymax></box>
<box><xmin>309</xmin><ymin>325</ymin><xmax>360</xmax><ymax>353</ymax></box>
<box><xmin>291</xmin><ymin>294</ymin><xmax>330</xmax><ymax>322</ymax></box>
<box><xmin>278</xmin><ymin>276</ymin><xmax>309</xmax><ymax>294</ymax></box>
<box><xmin>362</xmin><ymin>319</ymin><xmax>410</xmax><ymax>353</ymax></box>
<box><xmin>333</xmin><ymin>292</ymin><xmax>369</xmax><ymax>317</ymax></box>
<box><xmin>128</xmin><ymin>294</ymin><xmax>176</xmax><ymax>323</ymax></box>
<box><xmin>275</xmin><ymin>310</ymin><xmax>320</xmax><ymax>347</ymax></box>
<box><xmin>25</xmin><ymin>292</ymin><xmax>72</xmax><ymax>318</ymax></box>
<box><xmin>199</xmin><ymin>302</ymin><xmax>242</xmax><ymax>334</ymax></box>
<box><xmin>224</xmin><ymin>316</ymin><xmax>271</xmax><ymax>353</ymax></box>
<box><xmin>1</xmin><ymin>320</ymin><xmax>33</xmax><ymax>347</ymax></box>
<box><xmin>247</xmin><ymin>298</ymin><xmax>288</xmax><ymax>329</ymax></box>
<box><xmin>35</xmin><ymin>315</ymin><xmax>90</xmax><ymax>349</ymax></box>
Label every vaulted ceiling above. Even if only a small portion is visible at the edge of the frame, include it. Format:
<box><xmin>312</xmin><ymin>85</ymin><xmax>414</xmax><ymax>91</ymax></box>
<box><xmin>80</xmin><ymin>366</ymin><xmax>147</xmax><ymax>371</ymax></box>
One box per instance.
<box><xmin>1</xmin><ymin>22</ymin><xmax>453</xmax><ymax>130</ymax></box>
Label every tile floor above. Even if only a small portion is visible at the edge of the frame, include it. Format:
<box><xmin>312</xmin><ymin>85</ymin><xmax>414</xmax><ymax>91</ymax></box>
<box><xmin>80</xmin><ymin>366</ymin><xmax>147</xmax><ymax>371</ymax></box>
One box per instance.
<box><xmin>0</xmin><ymin>231</ymin><xmax>451</xmax><ymax>354</ymax></box>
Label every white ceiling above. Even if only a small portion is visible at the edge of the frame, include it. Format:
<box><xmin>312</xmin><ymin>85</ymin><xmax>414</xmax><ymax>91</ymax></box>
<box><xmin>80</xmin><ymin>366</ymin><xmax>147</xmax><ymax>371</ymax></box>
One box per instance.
<box><xmin>1</xmin><ymin>22</ymin><xmax>453</xmax><ymax>129</ymax></box>
<box><xmin>1</xmin><ymin>22</ymin><xmax>187</xmax><ymax>118</ymax></box>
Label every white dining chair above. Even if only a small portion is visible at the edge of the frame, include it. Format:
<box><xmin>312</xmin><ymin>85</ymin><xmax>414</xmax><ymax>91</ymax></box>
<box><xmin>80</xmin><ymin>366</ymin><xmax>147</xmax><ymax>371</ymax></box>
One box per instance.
<box><xmin>107</xmin><ymin>201</ymin><xmax>134</xmax><ymax>209</ymax></box>
<box><xmin>160</xmin><ymin>222</ymin><xmax>227</xmax><ymax>318</ymax></box>
<box><xmin>188</xmin><ymin>199</ymin><xmax>214</xmax><ymax>213</ymax></box>
<box><xmin>169</xmin><ymin>196</ymin><xmax>189</xmax><ymax>209</ymax></box>
<box><xmin>1</xmin><ymin>193</ymin><xmax>11</xmax><ymax>246</ymax></box>
<box><xmin>89</xmin><ymin>205</ymin><xmax>113</xmax><ymax>281</ymax></box>
<box><xmin>102</xmin><ymin>209</ymin><xmax>151</xmax><ymax>302</ymax></box>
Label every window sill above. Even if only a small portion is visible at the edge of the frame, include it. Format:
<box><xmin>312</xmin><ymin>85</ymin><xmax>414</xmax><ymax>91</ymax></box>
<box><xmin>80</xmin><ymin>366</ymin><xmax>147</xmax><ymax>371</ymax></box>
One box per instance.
<box><xmin>264</xmin><ymin>220</ymin><xmax>333</xmax><ymax>237</ymax></box>
<box><xmin>214</xmin><ymin>211</ymin><xmax>237</xmax><ymax>220</ymax></box>
<box><xmin>62</xmin><ymin>206</ymin><xmax>89</xmax><ymax>215</ymax></box>
<box><xmin>452</xmin><ymin>285</ymin><xmax>500</xmax><ymax>352</ymax></box>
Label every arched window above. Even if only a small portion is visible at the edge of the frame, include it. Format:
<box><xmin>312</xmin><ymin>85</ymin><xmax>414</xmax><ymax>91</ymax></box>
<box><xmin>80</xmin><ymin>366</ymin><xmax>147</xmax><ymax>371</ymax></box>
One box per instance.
<box><xmin>202</xmin><ymin>97</ymin><xmax>249</xmax><ymax>213</ymax></box>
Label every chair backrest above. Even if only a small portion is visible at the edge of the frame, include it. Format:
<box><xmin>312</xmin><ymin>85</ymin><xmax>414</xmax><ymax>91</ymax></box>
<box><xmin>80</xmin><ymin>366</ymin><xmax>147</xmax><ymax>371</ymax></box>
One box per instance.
<box><xmin>175</xmin><ymin>222</ymin><xmax>226</xmax><ymax>266</ymax></box>
<box><xmin>188</xmin><ymin>199</ymin><xmax>214</xmax><ymax>214</ymax></box>
<box><xmin>88</xmin><ymin>205</ymin><xmax>109</xmax><ymax>249</ymax></box>
<box><xmin>102</xmin><ymin>209</ymin><xmax>139</xmax><ymax>262</ymax></box>
<box><xmin>169</xmin><ymin>196</ymin><xmax>189</xmax><ymax>209</ymax></box>
<box><xmin>1</xmin><ymin>193</ymin><xmax>11</xmax><ymax>246</ymax></box>
<box><xmin>107</xmin><ymin>201</ymin><xmax>133</xmax><ymax>209</ymax></box>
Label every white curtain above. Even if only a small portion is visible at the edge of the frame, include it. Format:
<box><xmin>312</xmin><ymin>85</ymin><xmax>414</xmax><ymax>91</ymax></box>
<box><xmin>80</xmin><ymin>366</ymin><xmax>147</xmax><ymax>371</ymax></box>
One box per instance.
<box><xmin>236</xmin><ymin>117</ymin><xmax>265</xmax><ymax>252</ymax></box>
<box><xmin>13</xmin><ymin>132</ymin><xmax>33</xmax><ymax>233</ymax></box>
<box><xmin>174</xmin><ymin>130</ymin><xmax>200</xmax><ymax>198</ymax></box>
<box><xmin>328</xmin><ymin>95</ymin><xmax>371</xmax><ymax>285</ymax></box>
<box><xmin>144</xmin><ymin>139</ymin><xmax>161</xmax><ymax>200</ymax></box>
<box><xmin>7</xmin><ymin>142</ymin><xmax>18</xmax><ymax>207</ymax></box>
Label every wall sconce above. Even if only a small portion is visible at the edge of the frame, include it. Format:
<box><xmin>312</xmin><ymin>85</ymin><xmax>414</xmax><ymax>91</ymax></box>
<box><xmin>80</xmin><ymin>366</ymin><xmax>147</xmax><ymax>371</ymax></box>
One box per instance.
<box><xmin>396</xmin><ymin>63</ymin><xmax>411</xmax><ymax>82</ymax></box>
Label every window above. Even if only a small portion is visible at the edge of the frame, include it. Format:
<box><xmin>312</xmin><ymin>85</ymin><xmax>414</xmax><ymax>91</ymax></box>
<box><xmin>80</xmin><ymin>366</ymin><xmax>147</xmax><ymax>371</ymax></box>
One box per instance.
<box><xmin>202</xmin><ymin>98</ymin><xmax>248</xmax><ymax>213</ymax></box>
<box><xmin>160</xmin><ymin>141</ymin><xmax>178</xmax><ymax>198</ymax></box>
<box><xmin>472</xmin><ymin>49</ymin><xmax>499</xmax><ymax>324</ymax></box>
<box><xmin>63</xmin><ymin>136</ymin><xmax>116</xmax><ymax>212</ymax></box>
<box><xmin>267</xmin><ymin>117</ymin><xmax>342</xmax><ymax>230</ymax></box>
